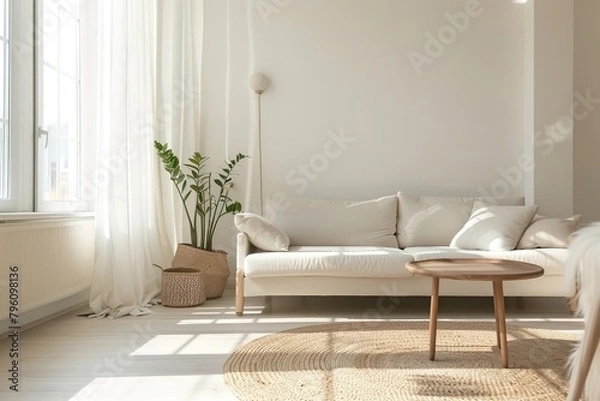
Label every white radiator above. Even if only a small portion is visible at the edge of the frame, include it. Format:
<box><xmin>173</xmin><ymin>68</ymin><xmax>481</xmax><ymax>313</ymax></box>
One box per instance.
<box><xmin>0</xmin><ymin>219</ymin><xmax>95</xmax><ymax>323</ymax></box>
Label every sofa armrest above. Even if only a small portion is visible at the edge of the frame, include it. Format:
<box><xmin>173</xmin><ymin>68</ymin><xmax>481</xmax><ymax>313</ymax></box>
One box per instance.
<box><xmin>236</xmin><ymin>232</ymin><xmax>251</xmax><ymax>272</ymax></box>
<box><xmin>236</xmin><ymin>233</ymin><xmax>262</xmax><ymax>272</ymax></box>
<box><xmin>236</xmin><ymin>232</ymin><xmax>256</xmax><ymax>316</ymax></box>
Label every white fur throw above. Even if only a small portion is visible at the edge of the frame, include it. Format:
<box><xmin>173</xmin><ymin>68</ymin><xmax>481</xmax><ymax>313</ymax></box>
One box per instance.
<box><xmin>566</xmin><ymin>222</ymin><xmax>600</xmax><ymax>401</ymax></box>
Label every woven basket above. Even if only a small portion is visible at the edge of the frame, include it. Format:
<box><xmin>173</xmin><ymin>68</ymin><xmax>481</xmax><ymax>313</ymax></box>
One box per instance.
<box><xmin>171</xmin><ymin>244</ymin><xmax>230</xmax><ymax>299</ymax></box>
<box><xmin>161</xmin><ymin>267</ymin><xmax>206</xmax><ymax>307</ymax></box>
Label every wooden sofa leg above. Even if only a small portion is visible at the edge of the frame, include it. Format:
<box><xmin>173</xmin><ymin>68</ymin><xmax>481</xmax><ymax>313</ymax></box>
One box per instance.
<box><xmin>568</xmin><ymin>295</ymin><xmax>579</xmax><ymax>315</ymax></box>
<box><xmin>235</xmin><ymin>269</ymin><xmax>245</xmax><ymax>316</ymax></box>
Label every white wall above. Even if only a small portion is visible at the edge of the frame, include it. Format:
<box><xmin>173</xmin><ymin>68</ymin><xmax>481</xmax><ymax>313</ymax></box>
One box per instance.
<box><xmin>574</xmin><ymin>0</ymin><xmax>600</xmax><ymax>223</ymax></box>
<box><xmin>200</xmin><ymin>0</ymin><xmax>579</xmax><ymax>256</ymax></box>
<box><xmin>250</xmin><ymin>0</ymin><xmax>527</xmax><ymax>203</ymax></box>
<box><xmin>524</xmin><ymin>0</ymin><xmax>573</xmax><ymax>217</ymax></box>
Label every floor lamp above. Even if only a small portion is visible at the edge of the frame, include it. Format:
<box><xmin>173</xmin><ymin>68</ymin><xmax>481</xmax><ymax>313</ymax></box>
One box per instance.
<box><xmin>249</xmin><ymin>72</ymin><xmax>270</xmax><ymax>216</ymax></box>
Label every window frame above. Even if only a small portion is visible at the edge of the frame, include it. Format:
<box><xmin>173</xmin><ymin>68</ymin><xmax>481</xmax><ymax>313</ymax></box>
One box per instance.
<box><xmin>0</xmin><ymin>0</ymin><xmax>35</xmax><ymax>213</ymax></box>
<box><xmin>0</xmin><ymin>0</ymin><xmax>11</xmax><ymax>200</ymax></box>
<box><xmin>0</xmin><ymin>0</ymin><xmax>97</xmax><ymax>215</ymax></box>
<box><xmin>35</xmin><ymin>0</ymin><xmax>85</xmax><ymax>212</ymax></box>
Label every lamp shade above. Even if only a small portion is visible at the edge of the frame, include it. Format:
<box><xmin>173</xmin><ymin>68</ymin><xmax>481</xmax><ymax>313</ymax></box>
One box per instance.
<box><xmin>249</xmin><ymin>72</ymin><xmax>269</xmax><ymax>94</ymax></box>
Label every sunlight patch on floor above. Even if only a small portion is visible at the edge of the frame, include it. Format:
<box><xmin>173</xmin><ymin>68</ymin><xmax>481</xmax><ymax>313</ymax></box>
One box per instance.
<box><xmin>131</xmin><ymin>335</ymin><xmax>195</xmax><ymax>355</ymax></box>
<box><xmin>130</xmin><ymin>333</ymin><xmax>267</xmax><ymax>356</ymax></box>
<box><xmin>69</xmin><ymin>375</ymin><xmax>237</xmax><ymax>401</ymax></box>
<box><xmin>178</xmin><ymin>316</ymin><xmax>338</xmax><ymax>325</ymax></box>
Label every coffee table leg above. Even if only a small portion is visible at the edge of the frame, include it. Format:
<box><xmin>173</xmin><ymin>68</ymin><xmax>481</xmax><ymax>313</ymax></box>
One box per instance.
<box><xmin>429</xmin><ymin>277</ymin><xmax>440</xmax><ymax>361</ymax></box>
<box><xmin>493</xmin><ymin>280</ymin><xmax>509</xmax><ymax>368</ymax></box>
<box><xmin>493</xmin><ymin>290</ymin><xmax>501</xmax><ymax>350</ymax></box>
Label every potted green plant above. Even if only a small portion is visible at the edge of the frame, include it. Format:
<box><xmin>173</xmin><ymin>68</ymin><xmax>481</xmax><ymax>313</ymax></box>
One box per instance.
<box><xmin>154</xmin><ymin>141</ymin><xmax>248</xmax><ymax>299</ymax></box>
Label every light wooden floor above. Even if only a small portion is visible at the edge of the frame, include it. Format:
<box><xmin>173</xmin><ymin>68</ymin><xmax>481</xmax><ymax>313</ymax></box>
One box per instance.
<box><xmin>0</xmin><ymin>291</ymin><xmax>583</xmax><ymax>401</ymax></box>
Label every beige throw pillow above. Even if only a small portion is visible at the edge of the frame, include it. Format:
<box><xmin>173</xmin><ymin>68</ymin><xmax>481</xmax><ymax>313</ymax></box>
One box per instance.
<box><xmin>271</xmin><ymin>196</ymin><xmax>398</xmax><ymax>247</ymax></box>
<box><xmin>396</xmin><ymin>192</ymin><xmax>474</xmax><ymax>247</ymax></box>
<box><xmin>396</xmin><ymin>192</ymin><xmax>525</xmax><ymax>247</ymax></box>
<box><xmin>234</xmin><ymin>212</ymin><xmax>290</xmax><ymax>251</ymax></box>
<box><xmin>517</xmin><ymin>214</ymin><xmax>582</xmax><ymax>249</ymax></box>
<box><xmin>450</xmin><ymin>201</ymin><xmax>538</xmax><ymax>251</ymax></box>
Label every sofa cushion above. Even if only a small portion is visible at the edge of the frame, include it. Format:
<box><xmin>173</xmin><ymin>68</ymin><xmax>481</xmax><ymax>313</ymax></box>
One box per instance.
<box><xmin>244</xmin><ymin>246</ymin><xmax>413</xmax><ymax>278</ymax></box>
<box><xmin>403</xmin><ymin>246</ymin><xmax>567</xmax><ymax>276</ymax></box>
<box><xmin>450</xmin><ymin>202</ymin><xmax>538</xmax><ymax>251</ymax></box>
<box><xmin>271</xmin><ymin>196</ymin><xmax>398</xmax><ymax>247</ymax></box>
<box><xmin>397</xmin><ymin>192</ymin><xmax>473</xmax><ymax>248</ymax></box>
<box><xmin>517</xmin><ymin>214</ymin><xmax>581</xmax><ymax>249</ymax></box>
<box><xmin>396</xmin><ymin>192</ymin><xmax>525</xmax><ymax>248</ymax></box>
<box><xmin>234</xmin><ymin>212</ymin><xmax>290</xmax><ymax>251</ymax></box>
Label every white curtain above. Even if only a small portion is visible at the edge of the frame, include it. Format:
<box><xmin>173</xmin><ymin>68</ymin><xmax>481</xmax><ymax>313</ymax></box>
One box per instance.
<box><xmin>89</xmin><ymin>0</ymin><xmax>204</xmax><ymax>318</ymax></box>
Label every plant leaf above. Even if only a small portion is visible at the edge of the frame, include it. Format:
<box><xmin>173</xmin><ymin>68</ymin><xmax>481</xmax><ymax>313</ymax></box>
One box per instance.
<box><xmin>226</xmin><ymin>202</ymin><xmax>242</xmax><ymax>214</ymax></box>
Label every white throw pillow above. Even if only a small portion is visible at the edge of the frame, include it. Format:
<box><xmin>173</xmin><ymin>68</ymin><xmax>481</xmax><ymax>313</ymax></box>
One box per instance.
<box><xmin>517</xmin><ymin>214</ymin><xmax>582</xmax><ymax>249</ymax></box>
<box><xmin>397</xmin><ymin>192</ymin><xmax>474</xmax><ymax>247</ymax></box>
<box><xmin>234</xmin><ymin>212</ymin><xmax>290</xmax><ymax>251</ymax></box>
<box><xmin>396</xmin><ymin>192</ymin><xmax>525</xmax><ymax>248</ymax></box>
<box><xmin>271</xmin><ymin>196</ymin><xmax>398</xmax><ymax>247</ymax></box>
<box><xmin>450</xmin><ymin>201</ymin><xmax>538</xmax><ymax>251</ymax></box>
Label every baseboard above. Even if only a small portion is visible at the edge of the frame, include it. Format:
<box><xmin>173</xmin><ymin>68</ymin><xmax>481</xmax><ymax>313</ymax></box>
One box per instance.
<box><xmin>0</xmin><ymin>288</ymin><xmax>90</xmax><ymax>338</ymax></box>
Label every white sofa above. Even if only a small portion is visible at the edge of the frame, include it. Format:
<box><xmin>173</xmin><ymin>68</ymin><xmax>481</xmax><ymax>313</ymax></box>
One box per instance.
<box><xmin>234</xmin><ymin>192</ymin><xmax>578</xmax><ymax>315</ymax></box>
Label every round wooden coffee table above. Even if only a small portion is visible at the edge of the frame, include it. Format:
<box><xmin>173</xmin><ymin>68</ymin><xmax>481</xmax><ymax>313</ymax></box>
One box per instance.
<box><xmin>405</xmin><ymin>258</ymin><xmax>544</xmax><ymax>368</ymax></box>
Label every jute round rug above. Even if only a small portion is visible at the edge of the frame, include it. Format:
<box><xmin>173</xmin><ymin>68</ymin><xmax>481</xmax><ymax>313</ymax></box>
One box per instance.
<box><xmin>223</xmin><ymin>321</ymin><xmax>576</xmax><ymax>401</ymax></box>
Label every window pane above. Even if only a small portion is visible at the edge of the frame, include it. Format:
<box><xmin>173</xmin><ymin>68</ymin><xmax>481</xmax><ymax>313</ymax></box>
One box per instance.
<box><xmin>43</xmin><ymin>65</ymin><xmax>58</xmax><ymax>128</ymax></box>
<box><xmin>42</xmin><ymin>136</ymin><xmax>79</xmax><ymax>202</ymax></box>
<box><xmin>0</xmin><ymin>0</ymin><xmax>5</xmax><ymax>38</ymax></box>
<box><xmin>60</xmin><ymin>75</ymin><xmax>78</xmax><ymax>140</ymax></box>
<box><xmin>0</xmin><ymin>123</ymin><xmax>7</xmax><ymax>199</ymax></box>
<box><xmin>66</xmin><ymin>139</ymin><xmax>79</xmax><ymax>198</ymax></box>
<box><xmin>43</xmin><ymin>0</ymin><xmax>59</xmax><ymax>67</ymax></box>
<box><xmin>38</xmin><ymin>0</ymin><xmax>81</xmax><ymax>207</ymax></box>
<box><xmin>0</xmin><ymin>0</ymin><xmax>7</xmax><ymax>201</ymax></box>
<box><xmin>59</xmin><ymin>10</ymin><xmax>78</xmax><ymax>78</ymax></box>
<box><xmin>0</xmin><ymin>43</ymin><xmax>5</xmax><ymax>119</ymax></box>
<box><xmin>43</xmin><ymin>134</ymin><xmax>60</xmax><ymax>201</ymax></box>
<box><xmin>1</xmin><ymin>0</ymin><xmax>34</xmax><ymax>211</ymax></box>
<box><xmin>42</xmin><ymin>138</ymin><xmax>79</xmax><ymax>202</ymax></box>
<box><xmin>59</xmin><ymin>0</ymin><xmax>79</xmax><ymax>16</ymax></box>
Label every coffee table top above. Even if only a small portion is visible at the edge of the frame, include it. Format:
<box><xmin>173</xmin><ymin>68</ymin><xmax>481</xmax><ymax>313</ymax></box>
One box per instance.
<box><xmin>405</xmin><ymin>258</ymin><xmax>544</xmax><ymax>281</ymax></box>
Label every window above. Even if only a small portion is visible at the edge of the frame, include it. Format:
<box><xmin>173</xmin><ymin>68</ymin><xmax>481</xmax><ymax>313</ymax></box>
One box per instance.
<box><xmin>37</xmin><ymin>0</ymin><xmax>83</xmax><ymax>211</ymax></box>
<box><xmin>0</xmin><ymin>0</ymin><xmax>93</xmax><ymax>213</ymax></box>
